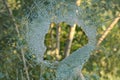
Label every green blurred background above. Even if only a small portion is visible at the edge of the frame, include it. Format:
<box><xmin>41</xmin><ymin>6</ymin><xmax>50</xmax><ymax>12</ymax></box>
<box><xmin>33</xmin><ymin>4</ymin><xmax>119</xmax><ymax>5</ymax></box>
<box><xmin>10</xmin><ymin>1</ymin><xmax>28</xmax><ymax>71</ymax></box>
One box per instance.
<box><xmin>0</xmin><ymin>0</ymin><xmax>120</xmax><ymax>80</ymax></box>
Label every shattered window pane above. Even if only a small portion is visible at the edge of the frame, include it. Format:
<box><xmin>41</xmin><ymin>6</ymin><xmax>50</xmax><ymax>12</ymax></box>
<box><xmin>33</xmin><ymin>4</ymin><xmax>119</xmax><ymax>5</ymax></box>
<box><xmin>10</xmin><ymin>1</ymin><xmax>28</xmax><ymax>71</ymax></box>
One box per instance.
<box><xmin>25</xmin><ymin>0</ymin><xmax>97</xmax><ymax>79</ymax></box>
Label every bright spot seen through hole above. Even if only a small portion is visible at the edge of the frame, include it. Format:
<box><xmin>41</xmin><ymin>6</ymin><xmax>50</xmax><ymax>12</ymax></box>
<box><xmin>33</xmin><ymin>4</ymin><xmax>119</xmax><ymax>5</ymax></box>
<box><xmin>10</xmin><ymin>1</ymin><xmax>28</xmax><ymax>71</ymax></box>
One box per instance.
<box><xmin>44</xmin><ymin>22</ymin><xmax>88</xmax><ymax>61</ymax></box>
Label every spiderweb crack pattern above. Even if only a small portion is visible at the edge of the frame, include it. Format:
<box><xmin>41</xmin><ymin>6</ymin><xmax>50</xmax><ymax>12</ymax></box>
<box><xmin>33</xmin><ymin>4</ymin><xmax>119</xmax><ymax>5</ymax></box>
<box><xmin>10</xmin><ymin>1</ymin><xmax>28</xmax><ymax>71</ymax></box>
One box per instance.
<box><xmin>25</xmin><ymin>0</ymin><xmax>97</xmax><ymax>79</ymax></box>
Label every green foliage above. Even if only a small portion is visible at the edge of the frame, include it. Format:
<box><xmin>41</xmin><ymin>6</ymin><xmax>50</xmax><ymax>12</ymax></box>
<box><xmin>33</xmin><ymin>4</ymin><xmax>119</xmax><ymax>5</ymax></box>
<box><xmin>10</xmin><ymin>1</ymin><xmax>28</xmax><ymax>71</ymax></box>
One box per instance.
<box><xmin>82</xmin><ymin>23</ymin><xmax>120</xmax><ymax>80</ymax></box>
<box><xmin>0</xmin><ymin>0</ymin><xmax>120</xmax><ymax>80</ymax></box>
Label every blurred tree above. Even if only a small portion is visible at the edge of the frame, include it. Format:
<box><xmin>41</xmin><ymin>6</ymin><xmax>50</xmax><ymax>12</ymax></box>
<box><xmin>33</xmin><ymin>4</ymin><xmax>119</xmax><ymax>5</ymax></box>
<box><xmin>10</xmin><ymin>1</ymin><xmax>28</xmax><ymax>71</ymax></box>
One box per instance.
<box><xmin>0</xmin><ymin>0</ymin><xmax>120</xmax><ymax>80</ymax></box>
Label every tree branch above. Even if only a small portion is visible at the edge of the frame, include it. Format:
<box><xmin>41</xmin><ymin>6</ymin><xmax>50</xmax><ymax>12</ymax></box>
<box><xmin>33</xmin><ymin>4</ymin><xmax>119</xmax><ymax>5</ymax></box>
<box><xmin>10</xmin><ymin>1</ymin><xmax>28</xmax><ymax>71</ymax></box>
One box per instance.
<box><xmin>21</xmin><ymin>49</ymin><xmax>30</xmax><ymax>80</ymax></box>
<box><xmin>56</xmin><ymin>24</ymin><xmax>61</xmax><ymax>60</ymax></box>
<box><xmin>64</xmin><ymin>24</ymin><xmax>76</xmax><ymax>57</ymax></box>
<box><xmin>97</xmin><ymin>13</ymin><xmax>120</xmax><ymax>46</ymax></box>
<box><xmin>2</xmin><ymin>0</ymin><xmax>20</xmax><ymax>37</ymax></box>
<box><xmin>3</xmin><ymin>0</ymin><xmax>30</xmax><ymax>80</ymax></box>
